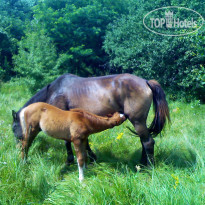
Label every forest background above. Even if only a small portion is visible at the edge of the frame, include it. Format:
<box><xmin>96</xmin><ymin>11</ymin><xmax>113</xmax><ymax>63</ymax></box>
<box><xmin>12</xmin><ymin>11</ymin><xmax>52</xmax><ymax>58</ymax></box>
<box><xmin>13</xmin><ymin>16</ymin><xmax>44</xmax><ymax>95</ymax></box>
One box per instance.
<box><xmin>0</xmin><ymin>0</ymin><xmax>204</xmax><ymax>101</ymax></box>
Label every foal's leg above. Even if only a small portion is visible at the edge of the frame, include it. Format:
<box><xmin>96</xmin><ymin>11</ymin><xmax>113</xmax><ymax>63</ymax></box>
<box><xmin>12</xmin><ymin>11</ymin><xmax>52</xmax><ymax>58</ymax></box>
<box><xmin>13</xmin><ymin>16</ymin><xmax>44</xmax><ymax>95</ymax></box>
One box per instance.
<box><xmin>21</xmin><ymin>126</ymin><xmax>38</xmax><ymax>160</ymax></box>
<box><xmin>65</xmin><ymin>141</ymin><xmax>74</xmax><ymax>165</ymax></box>
<box><xmin>73</xmin><ymin>138</ymin><xmax>87</xmax><ymax>181</ymax></box>
<box><xmin>133</xmin><ymin>122</ymin><xmax>155</xmax><ymax>167</ymax></box>
<box><xmin>65</xmin><ymin>139</ymin><xmax>96</xmax><ymax>164</ymax></box>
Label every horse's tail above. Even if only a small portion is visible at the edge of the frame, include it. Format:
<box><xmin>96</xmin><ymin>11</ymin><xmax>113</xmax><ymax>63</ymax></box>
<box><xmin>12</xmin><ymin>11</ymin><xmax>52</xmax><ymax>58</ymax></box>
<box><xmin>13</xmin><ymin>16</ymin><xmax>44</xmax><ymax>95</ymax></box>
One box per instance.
<box><xmin>146</xmin><ymin>80</ymin><xmax>170</xmax><ymax>136</ymax></box>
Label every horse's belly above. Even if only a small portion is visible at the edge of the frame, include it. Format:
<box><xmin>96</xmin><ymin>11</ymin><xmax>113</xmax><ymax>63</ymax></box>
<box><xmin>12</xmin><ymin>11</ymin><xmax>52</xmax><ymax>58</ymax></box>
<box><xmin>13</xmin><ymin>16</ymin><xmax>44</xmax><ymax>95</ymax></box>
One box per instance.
<box><xmin>69</xmin><ymin>96</ymin><xmax>121</xmax><ymax>115</ymax></box>
<box><xmin>40</xmin><ymin>123</ymin><xmax>71</xmax><ymax>141</ymax></box>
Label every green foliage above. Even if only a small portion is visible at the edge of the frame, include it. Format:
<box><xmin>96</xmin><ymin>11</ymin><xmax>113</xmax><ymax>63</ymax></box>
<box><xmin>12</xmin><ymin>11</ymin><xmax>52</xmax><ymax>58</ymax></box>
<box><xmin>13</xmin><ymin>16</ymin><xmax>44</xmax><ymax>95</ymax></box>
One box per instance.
<box><xmin>0</xmin><ymin>80</ymin><xmax>205</xmax><ymax>204</ymax></box>
<box><xmin>0</xmin><ymin>0</ymin><xmax>204</xmax><ymax>99</ymax></box>
<box><xmin>31</xmin><ymin>0</ymin><xmax>130</xmax><ymax>76</ymax></box>
<box><xmin>13</xmin><ymin>32</ymin><xmax>70</xmax><ymax>91</ymax></box>
<box><xmin>104</xmin><ymin>0</ymin><xmax>205</xmax><ymax>101</ymax></box>
<box><xmin>0</xmin><ymin>0</ymin><xmax>35</xmax><ymax>80</ymax></box>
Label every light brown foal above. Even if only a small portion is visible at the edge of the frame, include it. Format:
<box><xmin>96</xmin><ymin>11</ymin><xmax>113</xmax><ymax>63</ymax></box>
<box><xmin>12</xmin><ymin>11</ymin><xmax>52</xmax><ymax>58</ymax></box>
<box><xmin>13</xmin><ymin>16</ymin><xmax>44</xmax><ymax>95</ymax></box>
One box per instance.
<box><xmin>19</xmin><ymin>102</ymin><xmax>126</xmax><ymax>181</ymax></box>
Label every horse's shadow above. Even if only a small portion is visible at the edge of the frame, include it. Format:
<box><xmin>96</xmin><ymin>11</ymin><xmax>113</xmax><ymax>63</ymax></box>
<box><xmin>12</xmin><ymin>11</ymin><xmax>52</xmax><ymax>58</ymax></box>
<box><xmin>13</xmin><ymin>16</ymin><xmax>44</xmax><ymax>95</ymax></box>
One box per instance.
<box><xmin>155</xmin><ymin>147</ymin><xmax>197</xmax><ymax>168</ymax></box>
<box><xmin>59</xmin><ymin>146</ymin><xmax>197</xmax><ymax>179</ymax></box>
<box><xmin>94</xmin><ymin>148</ymin><xmax>142</xmax><ymax>173</ymax></box>
<box><xmin>58</xmin><ymin>148</ymin><xmax>142</xmax><ymax>176</ymax></box>
<box><xmin>30</xmin><ymin>136</ymin><xmax>197</xmax><ymax>177</ymax></box>
<box><xmin>29</xmin><ymin>135</ymin><xmax>67</xmax><ymax>164</ymax></box>
<box><xmin>85</xmin><ymin>147</ymin><xmax>197</xmax><ymax>178</ymax></box>
<box><xmin>92</xmin><ymin>145</ymin><xmax>197</xmax><ymax>171</ymax></box>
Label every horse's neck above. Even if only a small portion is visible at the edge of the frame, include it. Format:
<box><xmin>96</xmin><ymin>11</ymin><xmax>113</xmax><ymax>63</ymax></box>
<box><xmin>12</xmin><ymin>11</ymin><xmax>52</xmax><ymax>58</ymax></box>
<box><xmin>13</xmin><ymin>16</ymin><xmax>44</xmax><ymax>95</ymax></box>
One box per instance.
<box><xmin>23</xmin><ymin>85</ymin><xmax>49</xmax><ymax>109</ymax></box>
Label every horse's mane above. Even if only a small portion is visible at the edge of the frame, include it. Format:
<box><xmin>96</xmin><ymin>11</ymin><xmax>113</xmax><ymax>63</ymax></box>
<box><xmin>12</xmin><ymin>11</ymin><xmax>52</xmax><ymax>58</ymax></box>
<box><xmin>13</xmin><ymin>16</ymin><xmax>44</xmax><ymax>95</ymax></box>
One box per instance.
<box><xmin>16</xmin><ymin>74</ymin><xmax>79</xmax><ymax>116</ymax></box>
<box><xmin>23</xmin><ymin>85</ymin><xmax>50</xmax><ymax>108</ymax></box>
<box><xmin>22</xmin><ymin>74</ymin><xmax>79</xmax><ymax>110</ymax></box>
<box><xmin>15</xmin><ymin>84</ymin><xmax>50</xmax><ymax>118</ymax></box>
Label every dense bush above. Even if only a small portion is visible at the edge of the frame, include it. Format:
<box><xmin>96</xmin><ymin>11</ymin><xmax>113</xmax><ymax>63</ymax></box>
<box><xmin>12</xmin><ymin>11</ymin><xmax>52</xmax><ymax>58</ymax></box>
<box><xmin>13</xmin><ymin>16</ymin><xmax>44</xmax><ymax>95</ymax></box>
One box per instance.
<box><xmin>0</xmin><ymin>0</ymin><xmax>204</xmax><ymax>101</ymax></box>
<box><xmin>104</xmin><ymin>1</ymin><xmax>205</xmax><ymax>101</ymax></box>
<box><xmin>0</xmin><ymin>0</ymin><xmax>35</xmax><ymax>80</ymax></box>
<box><xmin>13</xmin><ymin>32</ymin><xmax>67</xmax><ymax>91</ymax></box>
<box><xmin>31</xmin><ymin>0</ymin><xmax>130</xmax><ymax>76</ymax></box>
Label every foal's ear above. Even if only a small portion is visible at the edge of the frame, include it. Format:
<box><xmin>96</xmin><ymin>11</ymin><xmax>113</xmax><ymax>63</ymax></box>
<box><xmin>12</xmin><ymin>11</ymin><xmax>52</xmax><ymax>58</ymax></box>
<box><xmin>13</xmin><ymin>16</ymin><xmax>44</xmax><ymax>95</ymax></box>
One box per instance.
<box><xmin>12</xmin><ymin>110</ymin><xmax>17</xmax><ymax>120</ymax></box>
<box><xmin>107</xmin><ymin>113</ymin><xmax>113</xmax><ymax>117</ymax></box>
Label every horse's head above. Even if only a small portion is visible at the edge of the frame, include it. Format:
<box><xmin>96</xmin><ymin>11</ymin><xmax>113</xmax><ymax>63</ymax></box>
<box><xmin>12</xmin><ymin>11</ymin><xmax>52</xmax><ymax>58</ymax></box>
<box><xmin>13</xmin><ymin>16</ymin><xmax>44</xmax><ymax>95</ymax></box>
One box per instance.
<box><xmin>111</xmin><ymin>112</ymin><xmax>126</xmax><ymax>126</ymax></box>
<box><xmin>12</xmin><ymin>110</ymin><xmax>23</xmax><ymax>141</ymax></box>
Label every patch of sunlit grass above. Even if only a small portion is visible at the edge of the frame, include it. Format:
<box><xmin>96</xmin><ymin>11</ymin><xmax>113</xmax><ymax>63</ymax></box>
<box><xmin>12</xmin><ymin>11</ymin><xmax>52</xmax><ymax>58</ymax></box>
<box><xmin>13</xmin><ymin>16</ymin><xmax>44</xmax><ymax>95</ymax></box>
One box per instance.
<box><xmin>0</xmin><ymin>80</ymin><xmax>204</xmax><ymax>204</ymax></box>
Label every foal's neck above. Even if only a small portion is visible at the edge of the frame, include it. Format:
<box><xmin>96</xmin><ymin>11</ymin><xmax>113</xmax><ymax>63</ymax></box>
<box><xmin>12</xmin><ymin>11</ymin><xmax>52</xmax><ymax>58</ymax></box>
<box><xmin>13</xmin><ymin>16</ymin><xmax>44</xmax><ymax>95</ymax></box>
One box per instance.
<box><xmin>89</xmin><ymin>115</ymin><xmax>117</xmax><ymax>133</ymax></box>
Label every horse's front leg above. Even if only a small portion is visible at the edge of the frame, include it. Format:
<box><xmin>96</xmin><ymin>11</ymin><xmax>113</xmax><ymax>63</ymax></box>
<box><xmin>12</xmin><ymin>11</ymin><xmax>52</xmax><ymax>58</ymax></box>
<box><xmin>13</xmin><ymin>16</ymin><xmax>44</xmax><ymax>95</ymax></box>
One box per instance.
<box><xmin>65</xmin><ymin>141</ymin><xmax>74</xmax><ymax>165</ymax></box>
<box><xmin>65</xmin><ymin>139</ymin><xmax>96</xmax><ymax>165</ymax></box>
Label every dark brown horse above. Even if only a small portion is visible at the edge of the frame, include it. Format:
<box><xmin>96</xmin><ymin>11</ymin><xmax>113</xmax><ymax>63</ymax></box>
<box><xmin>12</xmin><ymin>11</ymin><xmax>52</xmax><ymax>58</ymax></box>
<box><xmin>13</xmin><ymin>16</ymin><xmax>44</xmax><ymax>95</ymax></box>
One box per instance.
<box><xmin>12</xmin><ymin>73</ymin><xmax>170</xmax><ymax>166</ymax></box>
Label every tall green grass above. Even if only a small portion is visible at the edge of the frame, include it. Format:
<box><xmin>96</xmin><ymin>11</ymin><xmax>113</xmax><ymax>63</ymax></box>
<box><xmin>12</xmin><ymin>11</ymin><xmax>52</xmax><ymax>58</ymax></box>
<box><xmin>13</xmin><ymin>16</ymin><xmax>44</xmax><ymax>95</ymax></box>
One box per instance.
<box><xmin>0</xmin><ymin>80</ymin><xmax>204</xmax><ymax>204</ymax></box>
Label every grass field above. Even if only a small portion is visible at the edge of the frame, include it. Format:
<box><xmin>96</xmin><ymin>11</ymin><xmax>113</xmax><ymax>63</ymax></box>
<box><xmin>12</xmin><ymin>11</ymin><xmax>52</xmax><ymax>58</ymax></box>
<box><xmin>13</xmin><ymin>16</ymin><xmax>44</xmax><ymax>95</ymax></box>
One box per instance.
<box><xmin>0</xmin><ymin>80</ymin><xmax>204</xmax><ymax>205</ymax></box>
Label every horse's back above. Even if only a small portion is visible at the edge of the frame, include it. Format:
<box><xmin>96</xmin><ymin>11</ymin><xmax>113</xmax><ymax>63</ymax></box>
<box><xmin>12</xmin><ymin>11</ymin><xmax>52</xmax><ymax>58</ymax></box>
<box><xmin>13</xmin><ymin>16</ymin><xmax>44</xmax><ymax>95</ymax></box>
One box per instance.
<box><xmin>45</xmin><ymin>73</ymin><xmax>152</xmax><ymax>118</ymax></box>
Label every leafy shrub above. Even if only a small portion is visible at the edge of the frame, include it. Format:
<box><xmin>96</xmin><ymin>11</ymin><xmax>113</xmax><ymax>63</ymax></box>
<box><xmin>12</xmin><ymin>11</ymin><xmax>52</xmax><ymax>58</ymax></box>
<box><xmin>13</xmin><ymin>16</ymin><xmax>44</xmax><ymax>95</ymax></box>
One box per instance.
<box><xmin>104</xmin><ymin>5</ymin><xmax>205</xmax><ymax>102</ymax></box>
<box><xmin>13</xmin><ymin>32</ymin><xmax>69</xmax><ymax>91</ymax></box>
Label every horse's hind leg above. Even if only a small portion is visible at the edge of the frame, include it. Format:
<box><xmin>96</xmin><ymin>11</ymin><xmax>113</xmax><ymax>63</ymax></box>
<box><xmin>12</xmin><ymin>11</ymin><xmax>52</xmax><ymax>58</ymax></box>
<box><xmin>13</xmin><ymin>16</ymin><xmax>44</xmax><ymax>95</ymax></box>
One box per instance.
<box><xmin>65</xmin><ymin>140</ymin><xmax>95</xmax><ymax>165</ymax></box>
<box><xmin>133</xmin><ymin>122</ymin><xmax>155</xmax><ymax>167</ymax></box>
<box><xmin>140</xmin><ymin>136</ymin><xmax>155</xmax><ymax>166</ymax></box>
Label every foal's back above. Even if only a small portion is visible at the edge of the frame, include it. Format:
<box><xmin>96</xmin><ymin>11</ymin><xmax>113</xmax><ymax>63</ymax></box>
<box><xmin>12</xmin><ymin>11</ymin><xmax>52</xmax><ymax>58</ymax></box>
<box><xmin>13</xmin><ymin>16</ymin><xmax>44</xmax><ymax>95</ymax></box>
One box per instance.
<box><xmin>22</xmin><ymin>102</ymin><xmax>102</xmax><ymax>140</ymax></box>
<box><xmin>22</xmin><ymin>102</ymin><xmax>73</xmax><ymax>140</ymax></box>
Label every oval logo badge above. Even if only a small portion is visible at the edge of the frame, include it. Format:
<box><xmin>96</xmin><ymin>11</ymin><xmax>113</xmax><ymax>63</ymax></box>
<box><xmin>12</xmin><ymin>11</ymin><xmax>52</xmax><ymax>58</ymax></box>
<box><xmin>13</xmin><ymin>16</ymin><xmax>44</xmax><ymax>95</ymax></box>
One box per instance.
<box><xmin>143</xmin><ymin>6</ymin><xmax>204</xmax><ymax>36</ymax></box>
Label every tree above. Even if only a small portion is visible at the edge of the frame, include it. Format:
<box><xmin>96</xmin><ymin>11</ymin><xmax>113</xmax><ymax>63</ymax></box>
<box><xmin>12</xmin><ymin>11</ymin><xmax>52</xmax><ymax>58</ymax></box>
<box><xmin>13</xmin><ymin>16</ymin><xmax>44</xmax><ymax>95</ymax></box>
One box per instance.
<box><xmin>13</xmin><ymin>32</ymin><xmax>69</xmax><ymax>91</ymax></box>
<box><xmin>104</xmin><ymin>0</ymin><xmax>205</xmax><ymax>101</ymax></box>
<box><xmin>32</xmin><ymin>0</ymin><xmax>130</xmax><ymax>76</ymax></box>
<box><xmin>0</xmin><ymin>0</ymin><xmax>35</xmax><ymax>80</ymax></box>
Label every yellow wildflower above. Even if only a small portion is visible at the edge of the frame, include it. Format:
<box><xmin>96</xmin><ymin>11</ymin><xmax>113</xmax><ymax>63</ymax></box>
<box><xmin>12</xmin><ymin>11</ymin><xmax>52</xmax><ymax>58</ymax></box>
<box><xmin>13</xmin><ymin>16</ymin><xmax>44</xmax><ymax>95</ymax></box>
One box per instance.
<box><xmin>171</xmin><ymin>174</ymin><xmax>179</xmax><ymax>189</ymax></box>
<box><xmin>116</xmin><ymin>132</ymin><xmax>123</xmax><ymax>140</ymax></box>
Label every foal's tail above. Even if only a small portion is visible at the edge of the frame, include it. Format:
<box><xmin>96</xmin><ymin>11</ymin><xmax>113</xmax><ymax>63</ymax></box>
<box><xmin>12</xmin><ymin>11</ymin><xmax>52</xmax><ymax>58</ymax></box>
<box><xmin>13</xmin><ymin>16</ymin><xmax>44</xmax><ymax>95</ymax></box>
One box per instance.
<box><xmin>146</xmin><ymin>80</ymin><xmax>170</xmax><ymax>136</ymax></box>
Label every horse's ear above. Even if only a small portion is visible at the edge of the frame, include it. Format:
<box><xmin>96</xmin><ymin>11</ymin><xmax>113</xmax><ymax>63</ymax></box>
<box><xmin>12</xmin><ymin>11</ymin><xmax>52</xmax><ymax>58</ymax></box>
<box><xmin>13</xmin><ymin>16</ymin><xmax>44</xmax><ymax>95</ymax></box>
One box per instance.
<box><xmin>12</xmin><ymin>110</ymin><xmax>17</xmax><ymax>120</ymax></box>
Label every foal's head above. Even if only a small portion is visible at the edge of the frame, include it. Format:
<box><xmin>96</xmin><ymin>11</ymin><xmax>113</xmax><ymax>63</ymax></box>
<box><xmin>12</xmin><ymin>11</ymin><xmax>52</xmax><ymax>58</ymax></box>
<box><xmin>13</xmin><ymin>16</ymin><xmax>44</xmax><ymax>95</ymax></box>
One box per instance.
<box><xmin>110</xmin><ymin>113</ymin><xmax>126</xmax><ymax>125</ymax></box>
